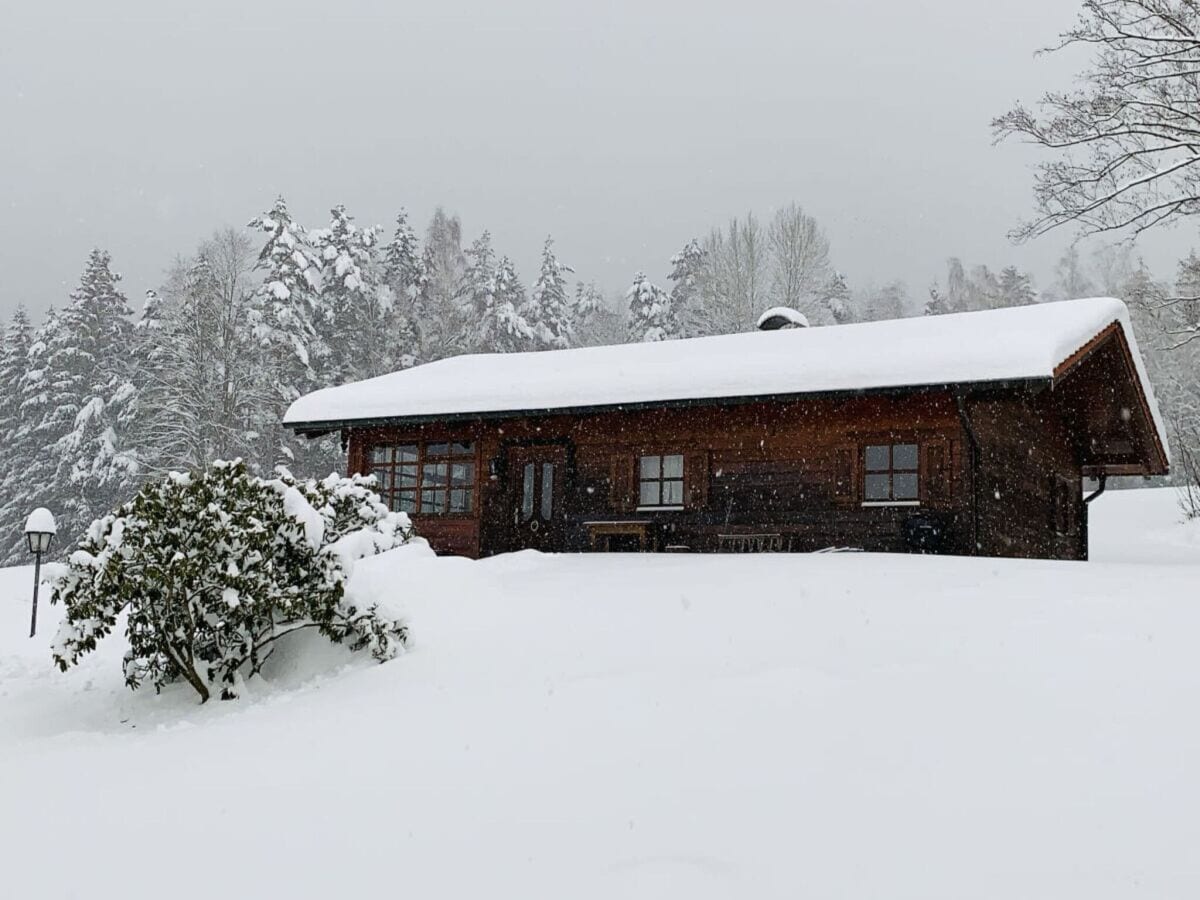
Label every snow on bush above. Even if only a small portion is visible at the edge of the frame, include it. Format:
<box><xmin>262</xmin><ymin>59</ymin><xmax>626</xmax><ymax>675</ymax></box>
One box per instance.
<box><xmin>49</xmin><ymin>460</ymin><xmax>414</xmax><ymax>702</ymax></box>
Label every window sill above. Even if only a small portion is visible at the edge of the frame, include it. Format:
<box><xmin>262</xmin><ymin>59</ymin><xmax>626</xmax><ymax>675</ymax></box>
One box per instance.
<box><xmin>861</xmin><ymin>500</ymin><xmax>921</xmax><ymax>508</ymax></box>
<box><xmin>636</xmin><ymin>505</ymin><xmax>685</xmax><ymax>512</ymax></box>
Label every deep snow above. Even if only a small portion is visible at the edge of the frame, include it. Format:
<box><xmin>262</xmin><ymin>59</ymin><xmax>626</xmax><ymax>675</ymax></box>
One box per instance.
<box><xmin>2</xmin><ymin>487</ymin><xmax>1198</xmax><ymax>899</ymax></box>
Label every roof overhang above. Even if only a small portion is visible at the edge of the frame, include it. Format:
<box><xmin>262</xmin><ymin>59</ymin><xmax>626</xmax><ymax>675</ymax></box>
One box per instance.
<box><xmin>286</xmin><ymin>376</ymin><xmax>1051</xmax><ymax>437</ymax></box>
<box><xmin>1050</xmin><ymin>322</ymin><xmax>1169</xmax><ymax>477</ymax></box>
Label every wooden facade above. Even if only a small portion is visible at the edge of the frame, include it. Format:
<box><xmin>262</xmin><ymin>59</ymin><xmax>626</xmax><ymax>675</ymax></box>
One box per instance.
<box><xmin>329</xmin><ymin>326</ymin><xmax>1167</xmax><ymax>562</ymax></box>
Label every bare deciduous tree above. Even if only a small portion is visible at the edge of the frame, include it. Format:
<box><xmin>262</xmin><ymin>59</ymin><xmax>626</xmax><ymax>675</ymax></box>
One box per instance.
<box><xmin>767</xmin><ymin>203</ymin><xmax>833</xmax><ymax>318</ymax></box>
<box><xmin>697</xmin><ymin>213</ymin><xmax>769</xmax><ymax>334</ymax></box>
<box><xmin>994</xmin><ymin>1</ymin><xmax>1200</xmax><ymax>242</ymax></box>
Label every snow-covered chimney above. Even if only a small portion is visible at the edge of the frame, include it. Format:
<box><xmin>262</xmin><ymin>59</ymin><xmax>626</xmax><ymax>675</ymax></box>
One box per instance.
<box><xmin>756</xmin><ymin>306</ymin><xmax>810</xmax><ymax>331</ymax></box>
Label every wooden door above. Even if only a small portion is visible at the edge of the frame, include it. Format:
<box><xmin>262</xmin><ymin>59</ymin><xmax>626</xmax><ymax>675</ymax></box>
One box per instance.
<box><xmin>506</xmin><ymin>444</ymin><xmax>569</xmax><ymax>553</ymax></box>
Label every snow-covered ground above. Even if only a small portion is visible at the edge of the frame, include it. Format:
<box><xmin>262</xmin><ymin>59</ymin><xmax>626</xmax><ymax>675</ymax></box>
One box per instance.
<box><xmin>2</xmin><ymin>487</ymin><xmax>1198</xmax><ymax>899</ymax></box>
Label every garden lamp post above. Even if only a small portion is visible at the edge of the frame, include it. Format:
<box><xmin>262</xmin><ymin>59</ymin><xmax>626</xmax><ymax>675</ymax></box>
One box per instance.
<box><xmin>25</xmin><ymin>508</ymin><xmax>56</xmax><ymax>638</ymax></box>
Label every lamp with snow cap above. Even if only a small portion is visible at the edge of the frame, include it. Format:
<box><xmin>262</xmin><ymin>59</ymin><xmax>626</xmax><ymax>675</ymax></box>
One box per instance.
<box><xmin>24</xmin><ymin>507</ymin><xmax>56</xmax><ymax>638</ymax></box>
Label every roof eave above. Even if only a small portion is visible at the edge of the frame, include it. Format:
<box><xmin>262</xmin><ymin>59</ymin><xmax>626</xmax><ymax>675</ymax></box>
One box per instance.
<box><xmin>284</xmin><ymin>376</ymin><xmax>1052</xmax><ymax>437</ymax></box>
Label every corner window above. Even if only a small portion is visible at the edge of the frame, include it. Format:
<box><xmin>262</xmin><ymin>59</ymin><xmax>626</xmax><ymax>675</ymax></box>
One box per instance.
<box><xmin>639</xmin><ymin>454</ymin><xmax>684</xmax><ymax>508</ymax></box>
<box><xmin>369</xmin><ymin>441</ymin><xmax>475</xmax><ymax>515</ymax></box>
<box><xmin>863</xmin><ymin>443</ymin><xmax>919</xmax><ymax>502</ymax></box>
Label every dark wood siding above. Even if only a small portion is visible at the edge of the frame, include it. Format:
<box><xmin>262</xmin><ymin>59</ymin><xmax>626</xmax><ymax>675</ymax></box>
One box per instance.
<box><xmin>965</xmin><ymin>391</ymin><xmax>1086</xmax><ymax>561</ymax></box>
<box><xmin>345</xmin><ymin>391</ymin><xmax>1024</xmax><ymax>559</ymax></box>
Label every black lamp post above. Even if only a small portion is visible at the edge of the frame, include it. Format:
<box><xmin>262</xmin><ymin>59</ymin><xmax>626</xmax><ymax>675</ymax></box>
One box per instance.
<box><xmin>24</xmin><ymin>508</ymin><xmax>56</xmax><ymax>638</ymax></box>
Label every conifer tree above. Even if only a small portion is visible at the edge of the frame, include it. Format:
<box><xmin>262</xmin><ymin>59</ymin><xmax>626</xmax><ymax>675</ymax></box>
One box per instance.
<box><xmin>626</xmin><ymin>272</ymin><xmax>677</xmax><ymax>342</ymax></box>
<box><xmin>483</xmin><ymin>256</ymin><xmax>535</xmax><ymax>353</ymax></box>
<box><xmin>998</xmin><ymin>265</ymin><xmax>1037</xmax><ymax>307</ymax></box>
<box><xmin>822</xmin><ymin>272</ymin><xmax>854</xmax><ymax>323</ymax></box>
<box><xmin>0</xmin><ymin>308</ymin><xmax>30</xmax><ymax>561</ymax></box>
<box><xmin>246</xmin><ymin>197</ymin><xmax>331</xmax><ymax>473</ymax></box>
<box><xmin>383</xmin><ymin>209</ymin><xmax>424</xmax><ymax>302</ymax></box>
<box><xmin>381</xmin><ymin>209</ymin><xmax>424</xmax><ymax>368</ymax></box>
<box><xmin>19</xmin><ymin>251</ymin><xmax>139</xmax><ymax>547</ymax></box>
<box><xmin>418</xmin><ymin>207</ymin><xmax>469</xmax><ymax>361</ymax></box>
<box><xmin>312</xmin><ymin>205</ymin><xmax>386</xmax><ymax>381</ymax></box>
<box><xmin>668</xmin><ymin>239</ymin><xmax>707</xmax><ymax>336</ymax></box>
<box><xmin>462</xmin><ymin>230</ymin><xmax>498</xmax><ymax>352</ymax></box>
<box><xmin>924</xmin><ymin>283</ymin><xmax>950</xmax><ymax>316</ymax></box>
<box><xmin>526</xmin><ymin>236</ymin><xmax>576</xmax><ymax>349</ymax></box>
<box><xmin>136</xmin><ymin>255</ymin><xmax>228</xmax><ymax>473</ymax></box>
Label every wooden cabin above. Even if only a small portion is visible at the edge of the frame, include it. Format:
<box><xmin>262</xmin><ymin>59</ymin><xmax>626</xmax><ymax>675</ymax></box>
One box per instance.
<box><xmin>284</xmin><ymin>298</ymin><xmax>1168</xmax><ymax>561</ymax></box>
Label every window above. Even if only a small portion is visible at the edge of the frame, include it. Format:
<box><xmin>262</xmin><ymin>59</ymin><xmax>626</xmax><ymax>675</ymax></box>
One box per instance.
<box><xmin>863</xmin><ymin>443</ymin><xmax>919</xmax><ymax>503</ymax></box>
<box><xmin>369</xmin><ymin>441</ymin><xmax>475</xmax><ymax>515</ymax></box>
<box><xmin>639</xmin><ymin>454</ymin><xmax>684</xmax><ymax>508</ymax></box>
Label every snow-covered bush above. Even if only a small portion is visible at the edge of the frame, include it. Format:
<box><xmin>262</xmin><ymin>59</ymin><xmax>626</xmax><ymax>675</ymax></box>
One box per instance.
<box><xmin>50</xmin><ymin>460</ymin><xmax>413</xmax><ymax>702</ymax></box>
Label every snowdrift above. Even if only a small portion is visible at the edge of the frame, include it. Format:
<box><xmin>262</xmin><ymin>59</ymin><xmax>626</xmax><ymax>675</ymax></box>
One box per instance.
<box><xmin>1</xmin><ymin>488</ymin><xmax>1198</xmax><ymax>899</ymax></box>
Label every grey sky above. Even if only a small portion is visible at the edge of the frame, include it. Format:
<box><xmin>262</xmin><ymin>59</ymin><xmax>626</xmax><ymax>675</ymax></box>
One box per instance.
<box><xmin>1</xmin><ymin>0</ymin><xmax>1193</xmax><ymax>319</ymax></box>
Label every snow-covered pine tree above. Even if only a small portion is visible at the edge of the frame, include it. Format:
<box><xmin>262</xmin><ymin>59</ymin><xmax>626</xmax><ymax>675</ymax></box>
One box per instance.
<box><xmin>626</xmin><ymin>272</ymin><xmax>677</xmax><ymax>342</ymax></box>
<box><xmin>526</xmin><ymin>236</ymin><xmax>576</xmax><ymax>350</ymax></box>
<box><xmin>462</xmin><ymin>230</ymin><xmax>498</xmax><ymax>352</ymax></box>
<box><xmin>136</xmin><ymin>229</ymin><xmax>262</xmax><ymax>478</ymax></box>
<box><xmin>7</xmin><ymin>308</ymin><xmax>57</xmax><ymax>560</ymax></box>
<box><xmin>383</xmin><ymin>209</ymin><xmax>424</xmax><ymax>302</ymax></box>
<box><xmin>667</xmin><ymin>239</ymin><xmax>707</xmax><ymax>337</ymax></box>
<box><xmin>573</xmin><ymin>282</ymin><xmax>625</xmax><ymax>346</ymax></box>
<box><xmin>484</xmin><ymin>255</ymin><xmax>535</xmax><ymax>352</ymax></box>
<box><xmin>997</xmin><ymin>266</ymin><xmax>1037</xmax><ymax>307</ymax></box>
<box><xmin>246</xmin><ymin>197</ymin><xmax>335</xmax><ymax>475</ymax></box>
<box><xmin>312</xmin><ymin>205</ymin><xmax>387</xmax><ymax>381</ymax></box>
<box><xmin>924</xmin><ymin>283</ymin><xmax>950</xmax><ymax>316</ymax></box>
<box><xmin>381</xmin><ymin>209</ymin><xmax>424</xmax><ymax>369</ymax></box>
<box><xmin>822</xmin><ymin>272</ymin><xmax>854</xmax><ymax>323</ymax></box>
<box><xmin>418</xmin><ymin>207</ymin><xmax>469</xmax><ymax>361</ymax></box>
<box><xmin>572</xmin><ymin>280</ymin><xmax>606</xmax><ymax>344</ymax></box>
<box><xmin>135</xmin><ymin>255</ymin><xmax>229</xmax><ymax>473</ymax></box>
<box><xmin>19</xmin><ymin>250</ymin><xmax>140</xmax><ymax>548</ymax></box>
<box><xmin>0</xmin><ymin>307</ymin><xmax>30</xmax><ymax>561</ymax></box>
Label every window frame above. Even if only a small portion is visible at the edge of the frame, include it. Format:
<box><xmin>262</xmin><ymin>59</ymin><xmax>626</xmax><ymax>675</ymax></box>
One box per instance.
<box><xmin>861</xmin><ymin>441</ymin><xmax>921</xmax><ymax>507</ymax></box>
<box><xmin>637</xmin><ymin>453</ymin><xmax>686</xmax><ymax>511</ymax></box>
<box><xmin>367</xmin><ymin>440</ymin><xmax>478</xmax><ymax>517</ymax></box>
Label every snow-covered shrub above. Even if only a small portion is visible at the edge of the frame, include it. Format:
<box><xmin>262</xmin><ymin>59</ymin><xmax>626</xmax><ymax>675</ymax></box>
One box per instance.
<box><xmin>50</xmin><ymin>460</ymin><xmax>413</xmax><ymax>702</ymax></box>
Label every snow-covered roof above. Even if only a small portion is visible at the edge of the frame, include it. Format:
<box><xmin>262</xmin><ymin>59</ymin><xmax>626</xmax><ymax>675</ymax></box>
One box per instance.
<box><xmin>285</xmin><ymin>297</ymin><xmax>1166</xmax><ymax>454</ymax></box>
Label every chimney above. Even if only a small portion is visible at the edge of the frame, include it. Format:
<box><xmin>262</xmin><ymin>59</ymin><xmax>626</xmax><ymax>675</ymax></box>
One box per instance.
<box><xmin>756</xmin><ymin>306</ymin><xmax>810</xmax><ymax>331</ymax></box>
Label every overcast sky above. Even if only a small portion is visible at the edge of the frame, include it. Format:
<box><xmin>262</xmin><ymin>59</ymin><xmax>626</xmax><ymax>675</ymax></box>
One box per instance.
<box><xmin>1</xmin><ymin>0</ymin><xmax>1193</xmax><ymax>319</ymax></box>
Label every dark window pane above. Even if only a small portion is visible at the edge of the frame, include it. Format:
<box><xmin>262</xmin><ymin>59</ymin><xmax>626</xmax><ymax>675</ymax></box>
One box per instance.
<box><xmin>397</xmin><ymin>465</ymin><xmax>418</xmax><ymax>487</ymax></box>
<box><xmin>522</xmin><ymin>463</ymin><xmax>535</xmax><ymax>520</ymax></box>
<box><xmin>893</xmin><ymin>444</ymin><xmax>919</xmax><ymax>471</ymax></box>
<box><xmin>640</xmin><ymin>455</ymin><xmax>661</xmax><ymax>479</ymax></box>
<box><xmin>426</xmin><ymin>443</ymin><xmax>450</xmax><ymax>458</ymax></box>
<box><xmin>450</xmin><ymin>488</ymin><xmax>473</xmax><ymax>513</ymax></box>
<box><xmin>396</xmin><ymin>491</ymin><xmax>416</xmax><ymax>513</ymax></box>
<box><xmin>423</xmin><ymin>462</ymin><xmax>448</xmax><ymax>485</ymax></box>
<box><xmin>450</xmin><ymin>442</ymin><xmax>474</xmax><ymax>456</ymax></box>
<box><xmin>892</xmin><ymin>473</ymin><xmax>919</xmax><ymax>500</ymax></box>
<box><xmin>371</xmin><ymin>446</ymin><xmax>391</xmax><ymax>464</ymax></box>
<box><xmin>541</xmin><ymin>463</ymin><xmax>554</xmax><ymax>519</ymax></box>
<box><xmin>663</xmin><ymin>454</ymin><xmax>684</xmax><ymax>478</ymax></box>
<box><xmin>371</xmin><ymin>467</ymin><xmax>392</xmax><ymax>491</ymax></box>
<box><xmin>396</xmin><ymin>445</ymin><xmax>419</xmax><ymax>463</ymax></box>
<box><xmin>865</xmin><ymin>445</ymin><xmax>889</xmax><ymax>471</ymax></box>
<box><xmin>639</xmin><ymin>480</ymin><xmax>661</xmax><ymax>506</ymax></box>
<box><xmin>865</xmin><ymin>473</ymin><xmax>891</xmax><ymax>500</ymax></box>
<box><xmin>451</xmin><ymin>462</ymin><xmax>474</xmax><ymax>486</ymax></box>
<box><xmin>421</xmin><ymin>488</ymin><xmax>447</xmax><ymax>514</ymax></box>
<box><xmin>663</xmin><ymin>479</ymin><xmax>684</xmax><ymax>505</ymax></box>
